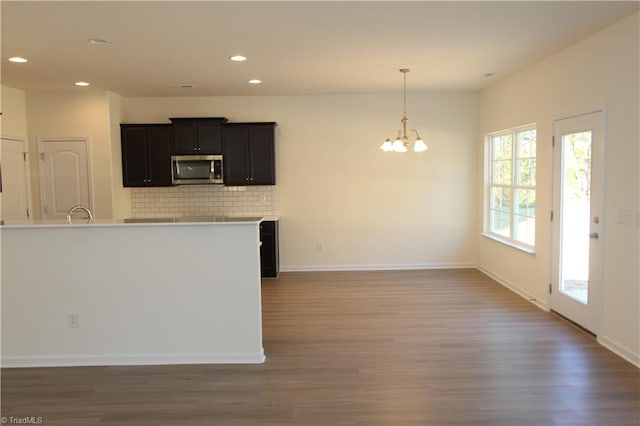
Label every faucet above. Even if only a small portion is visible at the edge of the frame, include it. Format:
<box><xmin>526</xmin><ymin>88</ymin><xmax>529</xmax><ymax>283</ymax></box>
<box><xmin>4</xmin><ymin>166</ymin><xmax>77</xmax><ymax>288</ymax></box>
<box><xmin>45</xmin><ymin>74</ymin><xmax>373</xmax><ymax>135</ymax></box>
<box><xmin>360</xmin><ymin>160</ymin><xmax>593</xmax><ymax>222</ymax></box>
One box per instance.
<box><xmin>66</xmin><ymin>205</ymin><xmax>94</xmax><ymax>224</ymax></box>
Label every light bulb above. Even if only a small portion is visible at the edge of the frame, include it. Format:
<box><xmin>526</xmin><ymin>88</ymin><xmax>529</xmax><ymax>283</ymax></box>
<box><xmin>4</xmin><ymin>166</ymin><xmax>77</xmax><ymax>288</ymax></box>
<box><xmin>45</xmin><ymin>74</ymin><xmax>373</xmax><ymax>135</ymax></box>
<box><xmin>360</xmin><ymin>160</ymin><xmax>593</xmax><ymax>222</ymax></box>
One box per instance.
<box><xmin>380</xmin><ymin>139</ymin><xmax>393</xmax><ymax>152</ymax></box>
<box><xmin>413</xmin><ymin>139</ymin><xmax>428</xmax><ymax>152</ymax></box>
<box><xmin>392</xmin><ymin>139</ymin><xmax>407</xmax><ymax>152</ymax></box>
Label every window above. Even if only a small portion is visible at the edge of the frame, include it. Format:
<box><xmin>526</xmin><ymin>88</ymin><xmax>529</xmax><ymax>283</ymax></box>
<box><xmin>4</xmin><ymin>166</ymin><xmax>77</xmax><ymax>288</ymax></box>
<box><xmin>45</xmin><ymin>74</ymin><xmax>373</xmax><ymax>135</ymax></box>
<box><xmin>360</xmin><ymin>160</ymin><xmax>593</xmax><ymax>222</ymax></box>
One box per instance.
<box><xmin>485</xmin><ymin>125</ymin><xmax>536</xmax><ymax>251</ymax></box>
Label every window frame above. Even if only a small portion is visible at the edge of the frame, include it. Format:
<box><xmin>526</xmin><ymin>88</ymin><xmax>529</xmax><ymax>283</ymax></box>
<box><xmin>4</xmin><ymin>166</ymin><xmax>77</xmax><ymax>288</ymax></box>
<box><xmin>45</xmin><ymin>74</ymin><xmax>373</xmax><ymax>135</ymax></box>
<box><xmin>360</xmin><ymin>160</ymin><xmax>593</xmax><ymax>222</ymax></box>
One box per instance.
<box><xmin>484</xmin><ymin>124</ymin><xmax>537</xmax><ymax>253</ymax></box>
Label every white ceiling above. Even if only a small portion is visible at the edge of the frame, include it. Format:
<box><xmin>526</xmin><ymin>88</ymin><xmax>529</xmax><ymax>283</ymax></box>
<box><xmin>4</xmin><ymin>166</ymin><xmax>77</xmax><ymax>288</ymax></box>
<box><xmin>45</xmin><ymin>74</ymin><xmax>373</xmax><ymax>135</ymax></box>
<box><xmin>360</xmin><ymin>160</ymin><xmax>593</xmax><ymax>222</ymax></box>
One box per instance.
<box><xmin>2</xmin><ymin>1</ymin><xmax>638</xmax><ymax>97</ymax></box>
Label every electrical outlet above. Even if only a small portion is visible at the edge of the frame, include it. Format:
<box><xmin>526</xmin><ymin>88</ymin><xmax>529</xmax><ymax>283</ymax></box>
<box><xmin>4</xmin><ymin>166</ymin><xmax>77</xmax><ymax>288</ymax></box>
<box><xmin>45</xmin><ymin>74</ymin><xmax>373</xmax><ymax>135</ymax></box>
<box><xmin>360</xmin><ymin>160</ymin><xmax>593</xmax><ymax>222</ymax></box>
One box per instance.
<box><xmin>316</xmin><ymin>242</ymin><xmax>325</xmax><ymax>252</ymax></box>
<box><xmin>68</xmin><ymin>312</ymin><xmax>80</xmax><ymax>328</ymax></box>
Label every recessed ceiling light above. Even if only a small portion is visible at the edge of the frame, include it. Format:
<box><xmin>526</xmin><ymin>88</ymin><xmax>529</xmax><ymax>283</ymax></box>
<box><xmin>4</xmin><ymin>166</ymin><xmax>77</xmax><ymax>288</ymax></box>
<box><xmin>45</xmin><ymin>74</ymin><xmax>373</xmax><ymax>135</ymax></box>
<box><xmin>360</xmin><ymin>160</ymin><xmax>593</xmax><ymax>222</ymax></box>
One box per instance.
<box><xmin>248</xmin><ymin>79</ymin><xmax>262</xmax><ymax>84</ymax></box>
<box><xmin>88</xmin><ymin>38</ymin><xmax>111</xmax><ymax>45</ymax></box>
<box><xmin>8</xmin><ymin>57</ymin><xmax>28</xmax><ymax>63</ymax></box>
<box><xmin>75</xmin><ymin>81</ymin><xmax>90</xmax><ymax>87</ymax></box>
<box><xmin>230</xmin><ymin>55</ymin><xmax>247</xmax><ymax>62</ymax></box>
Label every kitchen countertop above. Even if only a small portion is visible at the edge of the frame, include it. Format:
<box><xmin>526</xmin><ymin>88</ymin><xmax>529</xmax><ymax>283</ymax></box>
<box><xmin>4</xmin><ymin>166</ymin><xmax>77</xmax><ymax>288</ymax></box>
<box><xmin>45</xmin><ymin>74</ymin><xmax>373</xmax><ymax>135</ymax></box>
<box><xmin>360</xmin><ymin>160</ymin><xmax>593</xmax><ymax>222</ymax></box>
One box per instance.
<box><xmin>0</xmin><ymin>215</ymin><xmax>279</xmax><ymax>229</ymax></box>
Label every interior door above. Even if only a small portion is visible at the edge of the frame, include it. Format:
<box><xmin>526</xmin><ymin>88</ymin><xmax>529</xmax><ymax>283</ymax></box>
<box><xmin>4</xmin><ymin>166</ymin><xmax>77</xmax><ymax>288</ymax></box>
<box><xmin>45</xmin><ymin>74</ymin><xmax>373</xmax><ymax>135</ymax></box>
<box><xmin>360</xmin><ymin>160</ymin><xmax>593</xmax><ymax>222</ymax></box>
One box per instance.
<box><xmin>551</xmin><ymin>111</ymin><xmax>604</xmax><ymax>333</ymax></box>
<box><xmin>39</xmin><ymin>138</ymin><xmax>92</xmax><ymax>220</ymax></box>
<box><xmin>0</xmin><ymin>137</ymin><xmax>30</xmax><ymax>220</ymax></box>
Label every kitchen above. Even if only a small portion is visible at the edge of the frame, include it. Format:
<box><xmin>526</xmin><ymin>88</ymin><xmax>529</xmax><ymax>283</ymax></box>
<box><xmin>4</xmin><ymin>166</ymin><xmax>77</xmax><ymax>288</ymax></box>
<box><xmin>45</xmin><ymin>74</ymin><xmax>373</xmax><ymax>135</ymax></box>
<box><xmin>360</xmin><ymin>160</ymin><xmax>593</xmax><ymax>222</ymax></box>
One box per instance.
<box><xmin>0</xmin><ymin>1</ymin><xmax>639</xmax><ymax>422</ymax></box>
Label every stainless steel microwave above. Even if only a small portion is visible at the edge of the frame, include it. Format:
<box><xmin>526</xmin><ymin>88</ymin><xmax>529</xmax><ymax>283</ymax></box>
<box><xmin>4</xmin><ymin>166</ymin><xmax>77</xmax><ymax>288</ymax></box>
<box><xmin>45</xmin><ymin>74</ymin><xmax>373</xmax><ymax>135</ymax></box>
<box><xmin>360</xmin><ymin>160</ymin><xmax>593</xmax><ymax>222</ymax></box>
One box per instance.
<box><xmin>171</xmin><ymin>155</ymin><xmax>224</xmax><ymax>185</ymax></box>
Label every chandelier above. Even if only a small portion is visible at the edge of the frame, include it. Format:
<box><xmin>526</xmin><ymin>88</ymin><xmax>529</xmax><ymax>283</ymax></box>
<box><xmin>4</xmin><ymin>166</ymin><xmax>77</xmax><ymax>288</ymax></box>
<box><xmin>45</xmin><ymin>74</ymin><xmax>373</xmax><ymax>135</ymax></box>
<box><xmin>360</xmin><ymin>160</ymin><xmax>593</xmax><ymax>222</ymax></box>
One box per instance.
<box><xmin>380</xmin><ymin>68</ymin><xmax>428</xmax><ymax>153</ymax></box>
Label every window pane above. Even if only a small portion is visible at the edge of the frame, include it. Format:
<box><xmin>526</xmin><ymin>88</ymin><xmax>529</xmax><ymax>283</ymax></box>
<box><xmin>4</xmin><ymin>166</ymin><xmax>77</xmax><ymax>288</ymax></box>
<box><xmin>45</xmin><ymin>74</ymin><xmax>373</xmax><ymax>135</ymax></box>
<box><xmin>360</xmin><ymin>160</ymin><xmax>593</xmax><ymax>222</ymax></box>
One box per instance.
<box><xmin>514</xmin><ymin>214</ymin><xmax>535</xmax><ymax>246</ymax></box>
<box><xmin>516</xmin><ymin>130</ymin><xmax>536</xmax><ymax>158</ymax></box>
<box><xmin>531</xmin><ymin>131</ymin><xmax>536</xmax><ymax>157</ymax></box>
<box><xmin>490</xmin><ymin>210</ymin><xmax>510</xmax><ymax>237</ymax></box>
<box><xmin>515</xmin><ymin>189</ymin><xmax>535</xmax><ymax>217</ymax></box>
<box><xmin>517</xmin><ymin>159</ymin><xmax>536</xmax><ymax>186</ymax></box>
<box><xmin>514</xmin><ymin>189</ymin><xmax>535</xmax><ymax>246</ymax></box>
<box><xmin>492</xmin><ymin>134</ymin><xmax>512</xmax><ymax>160</ymax></box>
<box><xmin>492</xmin><ymin>159</ymin><xmax>512</xmax><ymax>184</ymax></box>
<box><xmin>490</xmin><ymin>187</ymin><xmax>511</xmax><ymax>212</ymax></box>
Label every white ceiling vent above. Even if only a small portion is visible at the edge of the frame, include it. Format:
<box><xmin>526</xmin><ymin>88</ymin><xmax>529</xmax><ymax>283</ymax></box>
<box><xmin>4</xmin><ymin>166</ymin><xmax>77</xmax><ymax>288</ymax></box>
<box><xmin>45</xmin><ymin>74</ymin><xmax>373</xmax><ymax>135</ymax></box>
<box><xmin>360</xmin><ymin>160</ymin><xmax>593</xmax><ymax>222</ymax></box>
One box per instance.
<box><xmin>164</xmin><ymin>83</ymin><xmax>195</xmax><ymax>89</ymax></box>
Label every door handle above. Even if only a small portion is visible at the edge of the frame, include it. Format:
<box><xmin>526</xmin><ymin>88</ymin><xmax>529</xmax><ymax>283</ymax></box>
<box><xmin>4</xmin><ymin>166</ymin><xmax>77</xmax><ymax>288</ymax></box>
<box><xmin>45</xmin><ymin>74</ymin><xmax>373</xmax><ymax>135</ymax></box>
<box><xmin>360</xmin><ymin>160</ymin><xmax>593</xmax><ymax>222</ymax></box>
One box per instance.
<box><xmin>589</xmin><ymin>232</ymin><xmax>599</xmax><ymax>239</ymax></box>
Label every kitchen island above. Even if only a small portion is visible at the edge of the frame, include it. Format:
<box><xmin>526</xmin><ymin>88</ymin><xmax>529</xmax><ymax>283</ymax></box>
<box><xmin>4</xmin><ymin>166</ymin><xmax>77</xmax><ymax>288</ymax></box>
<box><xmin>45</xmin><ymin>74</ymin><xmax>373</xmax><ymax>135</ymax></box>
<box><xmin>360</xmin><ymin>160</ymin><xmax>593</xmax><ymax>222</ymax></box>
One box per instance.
<box><xmin>1</xmin><ymin>217</ymin><xmax>265</xmax><ymax>367</ymax></box>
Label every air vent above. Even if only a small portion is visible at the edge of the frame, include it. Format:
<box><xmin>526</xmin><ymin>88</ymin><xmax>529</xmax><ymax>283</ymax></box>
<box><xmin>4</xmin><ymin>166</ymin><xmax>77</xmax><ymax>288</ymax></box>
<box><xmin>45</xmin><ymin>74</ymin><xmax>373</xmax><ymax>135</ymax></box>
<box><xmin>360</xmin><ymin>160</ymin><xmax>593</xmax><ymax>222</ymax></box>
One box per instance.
<box><xmin>164</xmin><ymin>83</ymin><xmax>195</xmax><ymax>89</ymax></box>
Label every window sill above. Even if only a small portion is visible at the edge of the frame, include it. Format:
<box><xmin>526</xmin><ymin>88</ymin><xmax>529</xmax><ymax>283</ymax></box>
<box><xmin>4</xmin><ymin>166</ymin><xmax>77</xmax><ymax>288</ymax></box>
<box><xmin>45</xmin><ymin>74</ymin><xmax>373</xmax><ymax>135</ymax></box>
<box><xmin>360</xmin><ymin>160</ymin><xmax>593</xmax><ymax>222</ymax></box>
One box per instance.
<box><xmin>481</xmin><ymin>233</ymin><xmax>536</xmax><ymax>255</ymax></box>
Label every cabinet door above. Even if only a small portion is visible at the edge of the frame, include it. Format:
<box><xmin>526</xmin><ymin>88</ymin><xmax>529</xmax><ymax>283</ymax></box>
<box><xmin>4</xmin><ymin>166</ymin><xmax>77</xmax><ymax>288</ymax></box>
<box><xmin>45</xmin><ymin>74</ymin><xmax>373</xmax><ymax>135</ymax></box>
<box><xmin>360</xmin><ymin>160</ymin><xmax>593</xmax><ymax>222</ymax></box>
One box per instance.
<box><xmin>197</xmin><ymin>123</ymin><xmax>222</xmax><ymax>154</ymax></box>
<box><xmin>146</xmin><ymin>126</ymin><xmax>172</xmax><ymax>186</ymax></box>
<box><xmin>172</xmin><ymin>124</ymin><xmax>198</xmax><ymax>154</ymax></box>
<box><xmin>223</xmin><ymin>127</ymin><xmax>250</xmax><ymax>185</ymax></box>
<box><xmin>260</xmin><ymin>221</ymin><xmax>279</xmax><ymax>278</ymax></box>
<box><xmin>248</xmin><ymin>127</ymin><xmax>275</xmax><ymax>185</ymax></box>
<box><xmin>121</xmin><ymin>126</ymin><xmax>149</xmax><ymax>187</ymax></box>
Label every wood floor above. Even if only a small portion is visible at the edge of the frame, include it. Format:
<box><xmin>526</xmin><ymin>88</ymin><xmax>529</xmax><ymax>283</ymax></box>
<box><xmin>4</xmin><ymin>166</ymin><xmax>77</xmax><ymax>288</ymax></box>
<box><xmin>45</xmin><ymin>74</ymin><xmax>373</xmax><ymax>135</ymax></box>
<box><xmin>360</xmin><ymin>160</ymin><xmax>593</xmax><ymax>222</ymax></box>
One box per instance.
<box><xmin>2</xmin><ymin>269</ymin><xmax>639</xmax><ymax>425</ymax></box>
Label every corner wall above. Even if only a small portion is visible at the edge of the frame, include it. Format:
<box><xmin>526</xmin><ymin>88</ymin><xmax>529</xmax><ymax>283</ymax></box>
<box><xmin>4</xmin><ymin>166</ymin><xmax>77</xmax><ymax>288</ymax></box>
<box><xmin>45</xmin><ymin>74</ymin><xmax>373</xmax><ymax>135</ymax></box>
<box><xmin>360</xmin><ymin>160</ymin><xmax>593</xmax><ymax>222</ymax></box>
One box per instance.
<box><xmin>477</xmin><ymin>12</ymin><xmax>639</xmax><ymax>365</ymax></box>
<box><xmin>107</xmin><ymin>91</ymin><xmax>131</xmax><ymax>219</ymax></box>
<box><xmin>1</xmin><ymin>85</ymin><xmax>28</xmax><ymax>139</ymax></box>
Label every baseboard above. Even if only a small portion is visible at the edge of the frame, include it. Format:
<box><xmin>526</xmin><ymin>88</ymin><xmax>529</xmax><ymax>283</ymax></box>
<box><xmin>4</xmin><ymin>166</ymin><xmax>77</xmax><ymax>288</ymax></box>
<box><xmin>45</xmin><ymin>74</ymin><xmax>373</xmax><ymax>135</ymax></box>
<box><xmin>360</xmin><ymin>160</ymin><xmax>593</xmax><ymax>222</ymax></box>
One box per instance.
<box><xmin>476</xmin><ymin>265</ymin><xmax>549</xmax><ymax>311</ymax></box>
<box><xmin>1</xmin><ymin>350</ymin><xmax>266</xmax><ymax>368</ymax></box>
<box><xmin>598</xmin><ymin>335</ymin><xmax>640</xmax><ymax>367</ymax></box>
<box><xmin>477</xmin><ymin>266</ymin><xmax>639</xmax><ymax>368</ymax></box>
<box><xmin>280</xmin><ymin>262</ymin><xmax>476</xmax><ymax>272</ymax></box>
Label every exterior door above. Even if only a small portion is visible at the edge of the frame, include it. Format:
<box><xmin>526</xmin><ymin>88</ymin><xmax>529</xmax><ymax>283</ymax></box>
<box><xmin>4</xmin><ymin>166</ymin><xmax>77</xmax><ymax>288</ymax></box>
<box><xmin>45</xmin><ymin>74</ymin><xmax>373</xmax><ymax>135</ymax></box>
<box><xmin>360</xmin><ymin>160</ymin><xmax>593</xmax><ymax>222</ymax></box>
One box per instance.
<box><xmin>551</xmin><ymin>111</ymin><xmax>604</xmax><ymax>333</ymax></box>
<box><xmin>0</xmin><ymin>137</ymin><xmax>30</xmax><ymax>220</ymax></box>
<box><xmin>39</xmin><ymin>138</ymin><xmax>92</xmax><ymax>220</ymax></box>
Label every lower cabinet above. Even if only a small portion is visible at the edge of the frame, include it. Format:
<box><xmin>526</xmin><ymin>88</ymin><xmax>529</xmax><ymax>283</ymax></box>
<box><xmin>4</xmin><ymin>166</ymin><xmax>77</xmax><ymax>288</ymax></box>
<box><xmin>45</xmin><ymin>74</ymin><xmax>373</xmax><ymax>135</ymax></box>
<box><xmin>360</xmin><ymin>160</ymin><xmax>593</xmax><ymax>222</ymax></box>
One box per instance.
<box><xmin>260</xmin><ymin>220</ymin><xmax>279</xmax><ymax>278</ymax></box>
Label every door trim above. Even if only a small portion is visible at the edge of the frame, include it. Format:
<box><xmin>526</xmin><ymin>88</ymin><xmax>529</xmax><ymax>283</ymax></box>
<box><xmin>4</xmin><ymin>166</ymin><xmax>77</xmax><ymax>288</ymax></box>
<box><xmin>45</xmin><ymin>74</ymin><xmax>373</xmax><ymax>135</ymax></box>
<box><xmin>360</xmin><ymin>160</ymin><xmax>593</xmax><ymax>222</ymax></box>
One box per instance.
<box><xmin>37</xmin><ymin>137</ymin><xmax>94</xmax><ymax>219</ymax></box>
<box><xmin>1</xmin><ymin>136</ymin><xmax>33</xmax><ymax>219</ymax></box>
<box><xmin>549</xmin><ymin>110</ymin><xmax>606</xmax><ymax>335</ymax></box>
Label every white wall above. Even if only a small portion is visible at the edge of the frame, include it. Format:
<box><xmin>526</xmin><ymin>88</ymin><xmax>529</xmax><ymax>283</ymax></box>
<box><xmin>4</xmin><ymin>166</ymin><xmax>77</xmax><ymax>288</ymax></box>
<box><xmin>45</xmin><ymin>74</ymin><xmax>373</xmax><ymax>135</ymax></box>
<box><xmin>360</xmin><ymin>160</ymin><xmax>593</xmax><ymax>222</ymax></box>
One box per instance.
<box><xmin>477</xmin><ymin>12</ymin><xmax>639</xmax><ymax>365</ymax></box>
<box><xmin>1</xmin><ymin>85</ymin><xmax>28</xmax><ymax>139</ymax></box>
<box><xmin>1</xmin><ymin>222</ymin><xmax>264</xmax><ymax>366</ymax></box>
<box><xmin>107</xmin><ymin>91</ymin><xmax>131</xmax><ymax>219</ymax></box>
<box><xmin>25</xmin><ymin>90</ymin><xmax>115</xmax><ymax>219</ymax></box>
<box><xmin>123</xmin><ymin>92</ymin><xmax>479</xmax><ymax>271</ymax></box>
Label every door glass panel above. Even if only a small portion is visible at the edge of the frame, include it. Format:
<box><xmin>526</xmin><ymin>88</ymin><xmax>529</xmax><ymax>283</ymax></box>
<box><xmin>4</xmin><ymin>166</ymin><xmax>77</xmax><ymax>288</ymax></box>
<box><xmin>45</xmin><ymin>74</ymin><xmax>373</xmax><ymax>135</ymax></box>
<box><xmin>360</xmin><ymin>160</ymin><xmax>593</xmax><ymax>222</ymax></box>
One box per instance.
<box><xmin>559</xmin><ymin>131</ymin><xmax>592</xmax><ymax>304</ymax></box>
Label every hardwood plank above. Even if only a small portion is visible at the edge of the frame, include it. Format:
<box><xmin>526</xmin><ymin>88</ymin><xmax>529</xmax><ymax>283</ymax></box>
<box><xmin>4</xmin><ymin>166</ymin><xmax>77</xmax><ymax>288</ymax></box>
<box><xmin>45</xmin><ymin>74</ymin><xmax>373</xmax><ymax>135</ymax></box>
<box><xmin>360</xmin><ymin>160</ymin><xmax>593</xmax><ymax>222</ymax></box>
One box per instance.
<box><xmin>2</xmin><ymin>269</ymin><xmax>639</xmax><ymax>425</ymax></box>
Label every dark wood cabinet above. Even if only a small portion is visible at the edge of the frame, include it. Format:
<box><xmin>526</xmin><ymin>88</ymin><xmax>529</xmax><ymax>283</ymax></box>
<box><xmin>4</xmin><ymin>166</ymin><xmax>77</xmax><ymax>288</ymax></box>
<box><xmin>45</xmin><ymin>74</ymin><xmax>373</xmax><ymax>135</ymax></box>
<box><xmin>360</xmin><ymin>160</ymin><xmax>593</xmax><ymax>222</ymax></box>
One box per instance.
<box><xmin>222</xmin><ymin>122</ymin><xmax>276</xmax><ymax>186</ymax></box>
<box><xmin>121</xmin><ymin>124</ymin><xmax>172</xmax><ymax>187</ymax></box>
<box><xmin>260</xmin><ymin>220</ymin><xmax>279</xmax><ymax>278</ymax></box>
<box><xmin>170</xmin><ymin>117</ymin><xmax>227</xmax><ymax>154</ymax></box>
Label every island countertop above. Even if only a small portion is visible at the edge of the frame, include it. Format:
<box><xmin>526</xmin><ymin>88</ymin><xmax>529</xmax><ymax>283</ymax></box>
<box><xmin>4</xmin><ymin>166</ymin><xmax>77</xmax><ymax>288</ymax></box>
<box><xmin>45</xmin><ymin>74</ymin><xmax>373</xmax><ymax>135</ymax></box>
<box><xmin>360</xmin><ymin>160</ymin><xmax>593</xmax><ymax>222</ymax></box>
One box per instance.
<box><xmin>0</xmin><ymin>215</ymin><xmax>279</xmax><ymax>229</ymax></box>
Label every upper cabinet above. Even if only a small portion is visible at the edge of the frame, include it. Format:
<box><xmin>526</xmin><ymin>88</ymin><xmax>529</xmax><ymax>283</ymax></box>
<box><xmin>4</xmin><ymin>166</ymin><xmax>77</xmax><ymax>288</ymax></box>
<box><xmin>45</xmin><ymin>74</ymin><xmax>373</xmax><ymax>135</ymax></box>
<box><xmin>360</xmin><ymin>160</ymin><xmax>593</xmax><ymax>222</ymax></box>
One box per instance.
<box><xmin>121</xmin><ymin>124</ymin><xmax>172</xmax><ymax>187</ymax></box>
<box><xmin>170</xmin><ymin>117</ymin><xmax>228</xmax><ymax>155</ymax></box>
<box><xmin>222</xmin><ymin>123</ymin><xmax>277</xmax><ymax>186</ymax></box>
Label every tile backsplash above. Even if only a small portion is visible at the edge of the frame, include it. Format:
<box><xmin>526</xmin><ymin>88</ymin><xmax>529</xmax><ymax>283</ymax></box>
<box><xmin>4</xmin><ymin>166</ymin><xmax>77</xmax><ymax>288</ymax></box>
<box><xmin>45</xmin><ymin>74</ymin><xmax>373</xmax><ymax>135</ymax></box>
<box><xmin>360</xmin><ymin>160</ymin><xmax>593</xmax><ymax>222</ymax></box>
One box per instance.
<box><xmin>131</xmin><ymin>186</ymin><xmax>278</xmax><ymax>218</ymax></box>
